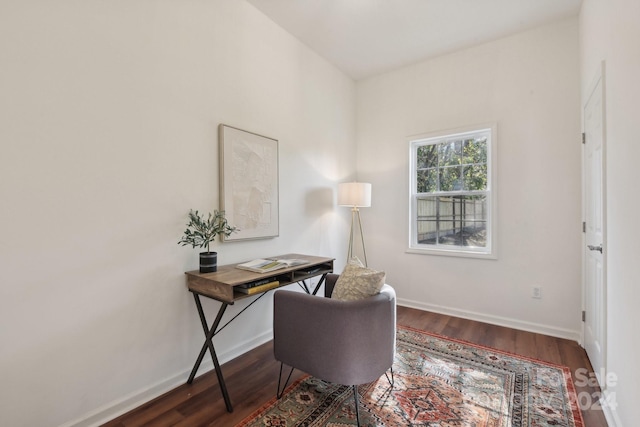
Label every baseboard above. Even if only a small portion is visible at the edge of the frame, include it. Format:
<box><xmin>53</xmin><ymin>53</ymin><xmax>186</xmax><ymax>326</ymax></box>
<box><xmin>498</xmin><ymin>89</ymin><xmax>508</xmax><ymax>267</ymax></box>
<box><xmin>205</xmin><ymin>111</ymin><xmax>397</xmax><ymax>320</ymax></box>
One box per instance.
<box><xmin>59</xmin><ymin>330</ymin><xmax>273</xmax><ymax>427</ymax></box>
<box><xmin>601</xmin><ymin>389</ymin><xmax>622</xmax><ymax>427</ymax></box>
<box><xmin>397</xmin><ymin>297</ymin><xmax>582</xmax><ymax>343</ymax></box>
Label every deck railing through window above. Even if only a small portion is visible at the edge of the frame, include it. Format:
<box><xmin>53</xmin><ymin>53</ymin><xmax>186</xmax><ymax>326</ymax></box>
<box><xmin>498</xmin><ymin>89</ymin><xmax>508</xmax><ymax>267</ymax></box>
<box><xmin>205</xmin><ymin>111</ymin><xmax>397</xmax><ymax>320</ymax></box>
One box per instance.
<box><xmin>416</xmin><ymin>196</ymin><xmax>487</xmax><ymax>247</ymax></box>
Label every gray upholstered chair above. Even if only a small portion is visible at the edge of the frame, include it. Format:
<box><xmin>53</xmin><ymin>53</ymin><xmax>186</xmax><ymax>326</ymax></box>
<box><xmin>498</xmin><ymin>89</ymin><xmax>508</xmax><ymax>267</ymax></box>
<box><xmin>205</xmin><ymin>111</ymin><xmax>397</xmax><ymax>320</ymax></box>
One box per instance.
<box><xmin>273</xmin><ymin>273</ymin><xmax>396</xmax><ymax>426</ymax></box>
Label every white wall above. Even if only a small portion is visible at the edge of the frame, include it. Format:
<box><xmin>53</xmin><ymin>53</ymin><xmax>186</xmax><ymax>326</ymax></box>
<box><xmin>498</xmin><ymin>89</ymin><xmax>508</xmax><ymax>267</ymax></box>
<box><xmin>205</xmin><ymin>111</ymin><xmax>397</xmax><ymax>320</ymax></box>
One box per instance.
<box><xmin>580</xmin><ymin>1</ymin><xmax>640</xmax><ymax>425</ymax></box>
<box><xmin>356</xmin><ymin>19</ymin><xmax>582</xmax><ymax>338</ymax></box>
<box><xmin>0</xmin><ymin>1</ymin><xmax>355</xmax><ymax>426</ymax></box>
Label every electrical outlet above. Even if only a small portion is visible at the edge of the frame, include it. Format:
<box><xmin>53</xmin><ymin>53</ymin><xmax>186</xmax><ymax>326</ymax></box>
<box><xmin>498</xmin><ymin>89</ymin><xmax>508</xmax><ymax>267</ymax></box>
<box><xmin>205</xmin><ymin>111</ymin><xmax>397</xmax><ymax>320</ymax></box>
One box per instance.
<box><xmin>532</xmin><ymin>287</ymin><xmax>542</xmax><ymax>299</ymax></box>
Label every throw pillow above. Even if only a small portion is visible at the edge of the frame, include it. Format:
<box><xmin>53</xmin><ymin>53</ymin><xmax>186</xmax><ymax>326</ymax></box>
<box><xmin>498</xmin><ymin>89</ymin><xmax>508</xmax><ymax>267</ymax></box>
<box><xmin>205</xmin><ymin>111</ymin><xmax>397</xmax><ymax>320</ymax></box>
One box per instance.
<box><xmin>332</xmin><ymin>263</ymin><xmax>386</xmax><ymax>301</ymax></box>
<box><xmin>346</xmin><ymin>256</ymin><xmax>364</xmax><ymax>267</ymax></box>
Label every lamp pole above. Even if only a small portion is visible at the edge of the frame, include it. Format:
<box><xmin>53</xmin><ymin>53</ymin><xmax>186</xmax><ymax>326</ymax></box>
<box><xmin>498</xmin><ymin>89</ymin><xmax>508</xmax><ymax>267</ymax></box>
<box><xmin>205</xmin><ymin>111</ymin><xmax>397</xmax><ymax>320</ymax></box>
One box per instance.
<box><xmin>347</xmin><ymin>206</ymin><xmax>368</xmax><ymax>267</ymax></box>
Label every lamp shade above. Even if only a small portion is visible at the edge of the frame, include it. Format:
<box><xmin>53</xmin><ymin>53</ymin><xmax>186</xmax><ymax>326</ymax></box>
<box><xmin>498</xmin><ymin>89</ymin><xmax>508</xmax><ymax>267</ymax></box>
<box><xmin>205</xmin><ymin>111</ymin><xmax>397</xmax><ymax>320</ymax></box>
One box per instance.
<box><xmin>338</xmin><ymin>182</ymin><xmax>372</xmax><ymax>207</ymax></box>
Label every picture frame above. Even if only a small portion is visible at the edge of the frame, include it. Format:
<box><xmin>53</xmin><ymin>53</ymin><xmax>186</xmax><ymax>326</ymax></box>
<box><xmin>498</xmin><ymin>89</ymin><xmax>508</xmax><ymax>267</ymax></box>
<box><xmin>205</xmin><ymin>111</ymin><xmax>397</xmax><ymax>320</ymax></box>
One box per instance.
<box><xmin>219</xmin><ymin>124</ymin><xmax>279</xmax><ymax>241</ymax></box>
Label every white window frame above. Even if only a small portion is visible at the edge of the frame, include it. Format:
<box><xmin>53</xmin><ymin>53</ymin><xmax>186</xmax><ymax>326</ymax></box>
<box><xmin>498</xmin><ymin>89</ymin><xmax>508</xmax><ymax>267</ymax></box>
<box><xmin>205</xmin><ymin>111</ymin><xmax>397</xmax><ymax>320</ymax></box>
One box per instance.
<box><xmin>408</xmin><ymin>124</ymin><xmax>497</xmax><ymax>259</ymax></box>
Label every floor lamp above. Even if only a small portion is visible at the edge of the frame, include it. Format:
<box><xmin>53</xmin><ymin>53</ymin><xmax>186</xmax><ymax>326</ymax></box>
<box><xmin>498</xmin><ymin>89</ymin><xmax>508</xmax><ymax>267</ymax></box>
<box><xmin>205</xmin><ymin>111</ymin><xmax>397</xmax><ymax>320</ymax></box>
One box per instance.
<box><xmin>338</xmin><ymin>182</ymin><xmax>372</xmax><ymax>267</ymax></box>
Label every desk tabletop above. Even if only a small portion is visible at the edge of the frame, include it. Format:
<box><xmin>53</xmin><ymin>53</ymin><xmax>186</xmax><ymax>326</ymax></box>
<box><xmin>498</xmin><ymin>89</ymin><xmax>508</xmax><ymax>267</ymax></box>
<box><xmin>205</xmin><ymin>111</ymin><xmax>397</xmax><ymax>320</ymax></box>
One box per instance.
<box><xmin>185</xmin><ymin>253</ymin><xmax>334</xmax><ymax>303</ymax></box>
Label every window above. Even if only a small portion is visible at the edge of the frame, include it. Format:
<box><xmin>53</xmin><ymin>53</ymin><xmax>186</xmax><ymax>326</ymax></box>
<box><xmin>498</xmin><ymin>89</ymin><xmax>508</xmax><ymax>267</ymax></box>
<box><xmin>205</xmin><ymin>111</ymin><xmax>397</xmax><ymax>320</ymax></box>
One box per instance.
<box><xmin>409</xmin><ymin>125</ymin><xmax>496</xmax><ymax>258</ymax></box>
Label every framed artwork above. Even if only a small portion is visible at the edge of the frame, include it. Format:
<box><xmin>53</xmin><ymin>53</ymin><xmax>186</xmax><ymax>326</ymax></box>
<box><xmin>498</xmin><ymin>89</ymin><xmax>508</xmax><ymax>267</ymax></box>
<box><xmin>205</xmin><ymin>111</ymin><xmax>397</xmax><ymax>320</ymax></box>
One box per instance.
<box><xmin>219</xmin><ymin>124</ymin><xmax>279</xmax><ymax>241</ymax></box>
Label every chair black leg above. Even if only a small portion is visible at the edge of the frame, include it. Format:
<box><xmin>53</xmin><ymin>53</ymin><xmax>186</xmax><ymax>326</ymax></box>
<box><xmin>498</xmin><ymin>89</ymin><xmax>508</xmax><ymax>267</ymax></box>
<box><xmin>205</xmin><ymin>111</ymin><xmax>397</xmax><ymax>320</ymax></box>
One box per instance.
<box><xmin>353</xmin><ymin>385</ymin><xmax>361</xmax><ymax>426</ymax></box>
<box><xmin>385</xmin><ymin>367</ymin><xmax>395</xmax><ymax>387</ymax></box>
<box><xmin>276</xmin><ymin>362</ymin><xmax>295</xmax><ymax>399</ymax></box>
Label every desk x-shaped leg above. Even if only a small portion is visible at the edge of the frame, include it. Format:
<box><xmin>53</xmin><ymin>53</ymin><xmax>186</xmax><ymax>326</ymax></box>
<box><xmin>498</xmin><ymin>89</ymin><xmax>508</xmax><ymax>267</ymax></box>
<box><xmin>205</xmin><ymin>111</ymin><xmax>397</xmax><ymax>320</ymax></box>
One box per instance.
<box><xmin>187</xmin><ymin>294</ymin><xmax>233</xmax><ymax>412</ymax></box>
<box><xmin>187</xmin><ymin>273</ymin><xmax>328</xmax><ymax>413</ymax></box>
<box><xmin>300</xmin><ymin>273</ymin><xmax>327</xmax><ymax>296</ymax></box>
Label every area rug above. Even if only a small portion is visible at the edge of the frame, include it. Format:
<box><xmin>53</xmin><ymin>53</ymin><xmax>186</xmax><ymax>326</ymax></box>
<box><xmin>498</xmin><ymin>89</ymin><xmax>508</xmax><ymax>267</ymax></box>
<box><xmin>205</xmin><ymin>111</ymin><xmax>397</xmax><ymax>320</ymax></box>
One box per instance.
<box><xmin>237</xmin><ymin>326</ymin><xmax>584</xmax><ymax>426</ymax></box>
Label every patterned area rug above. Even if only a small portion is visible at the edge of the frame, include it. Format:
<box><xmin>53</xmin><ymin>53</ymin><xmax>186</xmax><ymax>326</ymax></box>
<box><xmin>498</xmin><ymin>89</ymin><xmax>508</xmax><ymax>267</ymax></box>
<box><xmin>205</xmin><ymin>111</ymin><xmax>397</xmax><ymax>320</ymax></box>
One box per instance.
<box><xmin>238</xmin><ymin>326</ymin><xmax>584</xmax><ymax>426</ymax></box>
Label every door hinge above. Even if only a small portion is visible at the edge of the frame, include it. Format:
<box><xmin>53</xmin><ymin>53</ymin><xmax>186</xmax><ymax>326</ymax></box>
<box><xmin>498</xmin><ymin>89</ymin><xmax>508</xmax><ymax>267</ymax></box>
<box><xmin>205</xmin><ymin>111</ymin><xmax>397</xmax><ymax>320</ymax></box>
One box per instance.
<box><xmin>582</xmin><ymin>310</ymin><xmax>586</xmax><ymax>322</ymax></box>
<box><xmin>582</xmin><ymin>221</ymin><xmax>586</xmax><ymax>233</ymax></box>
<box><xmin>582</xmin><ymin>132</ymin><xmax>586</xmax><ymax>144</ymax></box>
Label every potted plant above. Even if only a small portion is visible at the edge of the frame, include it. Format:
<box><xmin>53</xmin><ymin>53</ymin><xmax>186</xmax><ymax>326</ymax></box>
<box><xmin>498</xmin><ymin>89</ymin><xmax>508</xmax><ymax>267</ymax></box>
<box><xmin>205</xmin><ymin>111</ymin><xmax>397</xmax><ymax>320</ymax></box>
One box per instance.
<box><xmin>178</xmin><ymin>209</ymin><xmax>238</xmax><ymax>273</ymax></box>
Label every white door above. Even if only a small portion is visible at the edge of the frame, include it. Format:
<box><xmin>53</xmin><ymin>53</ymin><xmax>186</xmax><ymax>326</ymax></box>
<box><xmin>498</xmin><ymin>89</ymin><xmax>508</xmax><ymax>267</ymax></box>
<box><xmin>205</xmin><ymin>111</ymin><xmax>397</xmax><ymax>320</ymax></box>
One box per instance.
<box><xmin>583</xmin><ymin>62</ymin><xmax>606</xmax><ymax>385</ymax></box>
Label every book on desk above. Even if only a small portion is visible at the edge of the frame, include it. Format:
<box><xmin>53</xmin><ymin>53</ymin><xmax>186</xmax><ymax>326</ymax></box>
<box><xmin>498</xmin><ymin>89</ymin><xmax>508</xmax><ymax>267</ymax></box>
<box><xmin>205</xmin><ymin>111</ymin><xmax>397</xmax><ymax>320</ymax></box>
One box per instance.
<box><xmin>236</xmin><ymin>278</ymin><xmax>281</xmax><ymax>295</ymax></box>
<box><xmin>236</xmin><ymin>258</ymin><xmax>309</xmax><ymax>273</ymax></box>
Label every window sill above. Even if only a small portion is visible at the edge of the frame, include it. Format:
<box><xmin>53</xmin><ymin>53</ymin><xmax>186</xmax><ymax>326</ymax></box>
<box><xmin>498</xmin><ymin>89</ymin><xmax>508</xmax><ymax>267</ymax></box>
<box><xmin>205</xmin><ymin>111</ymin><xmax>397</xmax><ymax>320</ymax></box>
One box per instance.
<box><xmin>406</xmin><ymin>247</ymin><xmax>497</xmax><ymax>260</ymax></box>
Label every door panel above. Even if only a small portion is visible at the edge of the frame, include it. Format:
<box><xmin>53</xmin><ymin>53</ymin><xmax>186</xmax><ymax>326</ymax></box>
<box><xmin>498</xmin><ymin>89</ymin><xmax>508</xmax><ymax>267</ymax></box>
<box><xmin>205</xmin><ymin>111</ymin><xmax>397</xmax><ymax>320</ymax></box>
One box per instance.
<box><xmin>583</xmin><ymin>63</ymin><xmax>606</xmax><ymax>386</ymax></box>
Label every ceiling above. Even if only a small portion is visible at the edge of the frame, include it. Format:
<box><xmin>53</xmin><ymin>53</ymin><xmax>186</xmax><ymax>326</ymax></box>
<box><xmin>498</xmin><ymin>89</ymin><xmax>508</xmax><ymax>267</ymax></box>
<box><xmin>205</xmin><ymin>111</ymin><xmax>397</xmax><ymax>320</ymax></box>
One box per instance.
<box><xmin>246</xmin><ymin>0</ymin><xmax>582</xmax><ymax>80</ymax></box>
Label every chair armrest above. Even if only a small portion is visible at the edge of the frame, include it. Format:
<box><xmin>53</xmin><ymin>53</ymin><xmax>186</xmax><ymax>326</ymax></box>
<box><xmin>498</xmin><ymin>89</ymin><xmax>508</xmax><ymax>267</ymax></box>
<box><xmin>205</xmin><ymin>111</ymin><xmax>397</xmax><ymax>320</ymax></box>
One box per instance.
<box><xmin>323</xmin><ymin>273</ymin><xmax>340</xmax><ymax>298</ymax></box>
<box><xmin>273</xmin><ymin>288</ymin><xmax>395</xmax><ymax>385</ymax></box>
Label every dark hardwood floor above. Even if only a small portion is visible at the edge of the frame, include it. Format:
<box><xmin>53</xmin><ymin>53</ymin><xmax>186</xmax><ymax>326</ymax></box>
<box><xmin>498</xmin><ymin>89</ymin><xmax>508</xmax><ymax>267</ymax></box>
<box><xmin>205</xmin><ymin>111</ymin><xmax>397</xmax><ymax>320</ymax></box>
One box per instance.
<box><xmin>103</xmin><ymin>306</ymin><xmax>608</xmax><ymax>426</ymax></box>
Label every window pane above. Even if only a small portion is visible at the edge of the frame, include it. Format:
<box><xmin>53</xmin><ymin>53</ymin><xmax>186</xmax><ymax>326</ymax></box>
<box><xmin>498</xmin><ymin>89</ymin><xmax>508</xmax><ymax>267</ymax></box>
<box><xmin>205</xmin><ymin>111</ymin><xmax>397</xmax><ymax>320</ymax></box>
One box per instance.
<box><xmin>438</xmin><ymin>140</ymin><xmax>462</xmax><ymax>167</ymax></box>
<box><xmin>462</xmin><ymin>137</ymin><xmax>487</xmax><ymax>165</ymax></box>
<box><xmin>463</xmin><ymin>164</ymin><xmax>487</xmax><ymax>190</ymax></box>
<box><xmin>439</xmin><ymin>166</ymin><xmax>461</xmax><ymax>191</ymax></box>
<box><xmin>460</xmin><ymin>195</ymin><xmax>487</xmax><ymax>247</ymax></box>
<box><xmin>415</xmin><ymin>195</ymin><xmax>487</xmax><ymax>248</ymax></box>
<box><xmin>415</xmin><ymin>196</ymin><xmax>438</xmax><ymax>244</ymax></box>
<box><xmin>417</xmin><ymin>168</ymin><xmax>438</xmax><ymax>193</ymax></box>
<box><xmin>416</xmin><ymin>144</ymin><xmax>437</xmax><ymax>169</ymax></box>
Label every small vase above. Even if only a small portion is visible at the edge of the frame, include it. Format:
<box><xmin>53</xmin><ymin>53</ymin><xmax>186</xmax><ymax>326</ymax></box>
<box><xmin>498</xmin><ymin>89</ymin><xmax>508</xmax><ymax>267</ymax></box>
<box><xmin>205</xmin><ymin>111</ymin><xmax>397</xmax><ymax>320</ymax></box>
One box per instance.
<box><xmin>199</xmin><ymin>251</ymin><xmax>218</xmax><ymax>273</ymax></box>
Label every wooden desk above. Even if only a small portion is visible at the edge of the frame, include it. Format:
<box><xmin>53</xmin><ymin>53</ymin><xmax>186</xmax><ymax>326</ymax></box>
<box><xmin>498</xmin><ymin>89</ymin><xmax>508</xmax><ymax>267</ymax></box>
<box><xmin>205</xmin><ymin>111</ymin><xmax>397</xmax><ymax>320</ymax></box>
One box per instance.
<box><xmin>185</xmin><ymin>253</ymin><xmax>334</xmax><ymax>412</ymax></box>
